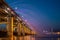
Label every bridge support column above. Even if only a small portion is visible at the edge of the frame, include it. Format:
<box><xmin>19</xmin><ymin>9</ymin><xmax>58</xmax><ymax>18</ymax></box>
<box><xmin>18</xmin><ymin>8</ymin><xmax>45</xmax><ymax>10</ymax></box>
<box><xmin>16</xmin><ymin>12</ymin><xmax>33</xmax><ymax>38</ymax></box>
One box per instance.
<box><xmin>7</xmin><ymin>17</ymin><xmax>13</xmax><ymax>40</ymax></box>
<box><xmin>22</xmin><ymin>24</ymin><xmax>25</xmax><ymax>40</ymax></box>
<box><xmin>17</xmin><ymin>22</ymin><xmax>21</xmax><ymax>40</ymax></box>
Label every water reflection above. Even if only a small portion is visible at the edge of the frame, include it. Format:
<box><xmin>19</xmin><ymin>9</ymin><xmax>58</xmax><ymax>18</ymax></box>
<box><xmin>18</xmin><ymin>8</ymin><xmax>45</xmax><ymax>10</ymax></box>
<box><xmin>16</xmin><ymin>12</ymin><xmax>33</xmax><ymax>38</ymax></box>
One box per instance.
<box><xmin>35</xmin><ymin>37</ymin><xmax>60</xmax><ymax>40</ymax></box>
<box><xmin>14</xmin><ymin>35</ymin><xmax>35</xmax><ymax>40</ymax></box>
<box><xmin>0</xmin><ymin>36</ymin><xmax>59</xmax><ymax>40</ymax></box>
<box><xmin>14</xmin><ymin>35</ymin><xmax>60</xmax><ymax>40</ymax></box>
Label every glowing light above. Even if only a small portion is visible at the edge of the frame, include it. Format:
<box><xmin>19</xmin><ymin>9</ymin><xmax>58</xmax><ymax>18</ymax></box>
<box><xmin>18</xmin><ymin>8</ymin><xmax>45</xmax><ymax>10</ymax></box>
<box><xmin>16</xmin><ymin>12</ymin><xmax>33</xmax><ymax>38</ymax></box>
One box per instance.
<box><xmin>7</xmin><ymin>8</ymin><xmax>10</xmax><ymax>10</ymax></box>
<box><xmin>4</xmin><ymin>10</ymin><xmax>8</xmax><ymax>13</ymax></box>
<box><xmin>15</xmin><ymin>7</ymin><xmax>18</xmax><ymax>9</ymax></box>
<box><xmin>22</xmin><ymin>16</ymin><xmax>24</xmax><ymax>18</ymax></box>
<box><xmin>5</xmin><ymin>17</ymin><xmax>7</xmax><ymax>19</ymax></box>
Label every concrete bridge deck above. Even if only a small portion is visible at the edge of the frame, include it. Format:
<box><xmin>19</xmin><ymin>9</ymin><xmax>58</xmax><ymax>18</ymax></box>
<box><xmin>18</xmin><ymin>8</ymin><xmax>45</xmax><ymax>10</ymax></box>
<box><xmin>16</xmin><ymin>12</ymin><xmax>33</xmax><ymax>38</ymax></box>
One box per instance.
<box><xmin>0</xmin><ymin>0</ymin><xmax>36</xmax><ymax>40</ymax></box>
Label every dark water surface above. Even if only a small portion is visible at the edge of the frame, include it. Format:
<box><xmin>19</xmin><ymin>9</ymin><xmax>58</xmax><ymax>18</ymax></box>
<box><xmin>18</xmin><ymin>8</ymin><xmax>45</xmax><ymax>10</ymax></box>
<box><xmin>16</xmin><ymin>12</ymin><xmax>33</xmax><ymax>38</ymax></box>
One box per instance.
<box><xmin>35</xmin><ymin>38</ymin><xmax>60</xmax><ymax>40</ymax></box>
<box><xmin>14</xmin><ymin>35</ymin><xmax>60</xmax><ymax>40</ymax></box>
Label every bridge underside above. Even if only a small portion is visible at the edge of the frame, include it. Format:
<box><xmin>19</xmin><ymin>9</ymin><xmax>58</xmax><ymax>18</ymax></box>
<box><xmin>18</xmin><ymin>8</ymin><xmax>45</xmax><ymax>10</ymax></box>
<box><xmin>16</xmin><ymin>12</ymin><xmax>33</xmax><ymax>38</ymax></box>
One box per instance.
<box><xmin>0</xmin><ymin>0</ymin><xmax>36</xmax><ymax>40</ymax></box>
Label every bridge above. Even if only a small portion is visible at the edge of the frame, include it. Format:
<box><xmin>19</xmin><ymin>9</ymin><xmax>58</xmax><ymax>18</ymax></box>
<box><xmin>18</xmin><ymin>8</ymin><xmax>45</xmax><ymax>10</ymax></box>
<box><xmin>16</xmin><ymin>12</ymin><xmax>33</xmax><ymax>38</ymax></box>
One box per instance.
<box><xmin>0</xmin><ymin>0</ymin><xmax>36</xmax><ymax>40</ymax></box>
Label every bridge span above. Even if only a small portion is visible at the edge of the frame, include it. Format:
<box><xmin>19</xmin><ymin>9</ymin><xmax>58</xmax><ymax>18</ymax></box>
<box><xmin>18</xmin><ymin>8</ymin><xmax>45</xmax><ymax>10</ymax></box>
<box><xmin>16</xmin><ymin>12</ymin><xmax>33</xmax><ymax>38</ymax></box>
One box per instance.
<box><xmin>0</xmin><ymin>0</ymin><xmax>36</xmax><ymax>40</ymax></box>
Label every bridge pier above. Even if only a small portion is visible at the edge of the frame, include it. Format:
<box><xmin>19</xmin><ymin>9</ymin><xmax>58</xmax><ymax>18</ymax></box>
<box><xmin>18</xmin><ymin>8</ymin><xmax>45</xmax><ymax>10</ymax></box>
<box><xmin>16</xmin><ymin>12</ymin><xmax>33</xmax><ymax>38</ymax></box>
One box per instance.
<box><xmin>17</xmin><ymin>22</ymin><xmax>25</xmax><ymax>40</ymax></box>
<box><xmin>17</xmin><ymin>22</ymin><xmax>21</xmax><ymax>40</ymax></box>
<box><xmin>7</xmin><ymin>17</ymin><xmax>13</xmax><ymax>40</ymax></box>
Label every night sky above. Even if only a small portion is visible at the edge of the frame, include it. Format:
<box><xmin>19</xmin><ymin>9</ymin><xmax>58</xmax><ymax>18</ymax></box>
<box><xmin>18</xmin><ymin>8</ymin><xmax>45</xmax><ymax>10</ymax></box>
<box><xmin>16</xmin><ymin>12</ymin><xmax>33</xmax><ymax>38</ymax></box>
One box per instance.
<box><xmin>5</xmin><ymin>0</ymin><xmax>60</xmax><ymax>33</ymax></box>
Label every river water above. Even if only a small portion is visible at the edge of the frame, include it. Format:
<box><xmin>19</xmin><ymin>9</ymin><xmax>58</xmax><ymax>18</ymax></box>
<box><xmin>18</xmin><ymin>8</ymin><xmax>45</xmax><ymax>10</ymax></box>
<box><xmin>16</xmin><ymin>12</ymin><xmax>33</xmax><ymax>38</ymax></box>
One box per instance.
<box><xmin>14</xmin><ymin>35</ymin><xmax>60</xmax><ymax>40</ymax></box>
